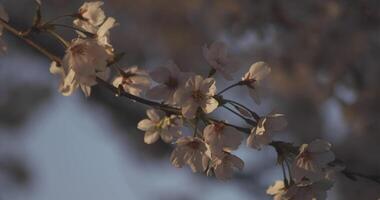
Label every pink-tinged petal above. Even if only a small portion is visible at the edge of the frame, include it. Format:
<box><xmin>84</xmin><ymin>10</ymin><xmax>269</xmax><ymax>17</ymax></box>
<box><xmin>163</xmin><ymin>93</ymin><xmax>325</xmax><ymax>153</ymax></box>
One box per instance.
<box><xmin>112</xmin><ymin>76</ymin><xmax>123</xmax><ymax>87</ymax></box>
<box><xmin>80</xmin><ymin>85</ymin><xmax>92</xmax><ymax>97</ymax></box>
<box><xmin>188</xmin><ymin>75</ymin><xmax>203</xmax><ymax>90</ymax></box>
<box><xmin>145</xmin><ymin>85</ymin><xmax>171</xmax><ymax>101</ymax></box>
<box><xmin>201</xmin><ymin>97</ymin><xmax>218</xmax><ymax>114</ymax></box>
<box><xmin>246</xmin><ymin>130</ymin><xmax>271</xmax><ymax>150</ymax></box>
<box><xmin>230</xmin><ymin>154</ymin><xmax>244</xmax><ymax>171</ymax></box>
<box><xmin>146</xmin><ymin>109</ymin><xmax>163</xmax><ymax>122</ymax></box>
<box><xmin>166</xmin><ymin>61</ymin><xmax>181</xmax><ymax>75</ymax></box>
<box><xmin>170</xmin><ymin>148</ymin><xmax>186</xmax><ymax>168</ymax></box>
<box><xmin>144</xmin><ymin>131</ymin><xmax>160</xmax><ymax>144</ymax></box>
<box><xmin>182</xmin><ymin>100</ymin><xmax>199</xmax><ymax>119</ymax></box>
<box><xmin>247</xmin><ymin>61</ymin><xmax>270</xmax><ymax>81</ymax></box>
<box><xmin>222</xmin><ymin>126</ymin><xmax>243</xmax><ymax>151</ymax></box>
<box><xmin>96</xmin><ymin>68</ymin><xmax>110</xmax><ymax>81</ymax></box>
<box><xmin>97</xmin><ymin>17</ymin><xmax>116</xmax><ymax>38</ymax></box>
<box><xmin>173</xmin><ymin>87</ymin><xmax>191</xmax><ymax>105</ymax></box>
<box><xmin>188</xmin><ymin>151</ymin><xmax>207</xmax><ymax>172</ymax></box>
<box><xmin>200</xmin><ymin>77</ymin><xmax>216</xmax><ymax>95</ymax></box>
<box><xmin>313</xmin><ymin>152</ymin><xmax>335</xmax><ymax>166</ymax></box>
<box><xmin>203</xmin><ymin>124</ymin><xmax>215</xmax><ymax>142</ymax></box>
<box><xmin>137</xmin><ymin>119</ymin><xmax>155</xmax><ymax>131</ymax></box>
<box><xmin>150</xmin><ymin>66</ymin><xmax>170</xmax><ymax>83</ymax></box>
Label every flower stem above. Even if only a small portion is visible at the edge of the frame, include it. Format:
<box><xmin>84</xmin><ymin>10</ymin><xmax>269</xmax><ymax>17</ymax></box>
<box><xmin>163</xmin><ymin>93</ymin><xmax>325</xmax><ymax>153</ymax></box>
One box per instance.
<box><xmin>216</xmin><ymin>81</ymin><xmax>242</xmax><ymax>96</ymax></box>
<box><xmin>0</xmin><ymin>18</ymin><xmax>61</xmax><ymax>63</ymax></box>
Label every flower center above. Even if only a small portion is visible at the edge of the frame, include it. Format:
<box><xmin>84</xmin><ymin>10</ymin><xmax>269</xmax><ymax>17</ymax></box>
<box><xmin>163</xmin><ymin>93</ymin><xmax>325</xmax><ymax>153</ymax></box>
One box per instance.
<box><xmin>187</xmin><ymin>141</ymin><xmax>200</xmax><ymax>150</ymax></box>
<box><xmin>299</xmin><ymin>151</ymin><xmax>312</xmax><ymax>163</ymax></box>
<box><xmin>165</xmin><ymin>77</ymin><xmax>178</xmax><ymax>89</ymax></box>
<box><xmin>192</xmin><ymin>90</ymin><xmax>204</xmax><ymax>102</ymax></box>
<box><xmin>214</xmin><ymin>123</ymin><xmax>225</xmax><ymax>133</ymax></box>
<box><xmin>70</xmin><ymin>44</ymin><xmax>87</xmax><ymax>56</ymax></box>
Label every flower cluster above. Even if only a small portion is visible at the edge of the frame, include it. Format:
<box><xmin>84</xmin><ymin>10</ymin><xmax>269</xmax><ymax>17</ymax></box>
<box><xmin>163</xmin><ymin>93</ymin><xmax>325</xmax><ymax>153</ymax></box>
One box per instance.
<box><xmin>267</xmin><ymin>139</ymin><xmax>343</xmax><ymax>200</ymax></box>
<box><xmin>50</xmin><ymin>1</ymin><xmax>116</xmax><ymax>96</ymax></box>
<box><xmin>0</xmin><ymin>1</ymin><xmax>354</xmax><ymax>199</ymax></box>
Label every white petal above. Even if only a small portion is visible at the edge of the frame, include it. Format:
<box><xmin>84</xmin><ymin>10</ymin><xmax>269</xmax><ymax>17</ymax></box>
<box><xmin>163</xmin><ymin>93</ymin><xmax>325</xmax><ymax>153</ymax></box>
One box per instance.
<box><xmin>149</xmin><ymin>66</ymin><xmax>170</xmax><ymax>83</ymax></box>
<box><xmin>200</xmin><ymin>77</ymin><xmax>216</xmax><ymax>96</ymax></box>
<box><xmin>137</xmin><ymin>119</ymin><xmax>155</xmax><ymax>131</ymax></box>
<box><xmin>182</xmin><ymin>100</ymin><xmax>199</xmax><ymax>119</ymax></box>
<box><xmin>146</xmin><ymin>109</ymin><xmax>163</xmax><ymax>122</ymax></box>
<box><xmin>144</xmin><ymin>131</ymin><xmax>160</xmax><ymax>144</ymax></box>
<box><xmin>145</xmin><ymin>85</ymin><xmax>170</xmax><ymax>101</ymax></box>
<box><xmin>201</xmin><ymin>97</ymin><xmax>218</xmax><ymax>114</ymax></box>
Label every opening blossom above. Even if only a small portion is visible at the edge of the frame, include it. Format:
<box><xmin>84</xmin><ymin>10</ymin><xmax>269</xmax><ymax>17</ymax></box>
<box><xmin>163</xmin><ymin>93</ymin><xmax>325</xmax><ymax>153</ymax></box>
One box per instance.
<box><xmin>267</xmin><ymin>180</ymin><xmax>333</xmax><ymax>200</ymax></box>
<box><xmin>292</xmin><ymin>139</ymin><xmax>336</xmax><ymax>182</ymax></box>
<box><xmin>174</xmin><ymin>75</ymin><xmax>219</xmax><ymax>119</ymax></box>
<box><xmin>170</xmin><ymin>136</ymin><xmax>210</xmax><ymax>173</ymax></box>
<box><xmin>242</xmin><ymin>61</ymin><xmax>271</xmax><ymax>104</ymax></box>
<box><xmin>137</xmin><ymin>109</ymin><xmax>182</xmax><ymax>144</ymax></box>
<box><xmin>203</xmin><ymin>41</ymin><xmax>239</xmax><ymax>80</ymax></box>
<box><xmin>0</xmin><ymin>4</ymin><xmax>9</xmax><ymax>53</ymax></box>
<box><xmin>74</xmin><ymin>1</ymin><xmax>106</xmax><ymax>34</ymax></box>
<box><xmin>204</xmin><ymin>122</ymin><xmax>243</xmax><ymax>154</ymax></box>
<box><xmin>146</xmin><ymin>61</ymin><xmax>190</xmax><ymax>105</ymax></box>
<box><xmin>112</xmin><ymin>66</ymin><xmax>151</xmax><ymax>96</ymax></box>
<box><xmin>50</xmin><ymin>38</ymin><xmax>111</xmax><ymax>97</ymax></box>
<box><xmin>247</xmin><ymin>113</ymin><xmax>287</xmax><ymax>150</ymax></box>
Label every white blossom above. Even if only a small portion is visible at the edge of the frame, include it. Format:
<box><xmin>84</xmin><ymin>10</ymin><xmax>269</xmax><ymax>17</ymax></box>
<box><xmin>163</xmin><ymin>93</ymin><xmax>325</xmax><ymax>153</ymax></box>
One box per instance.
<box><xmin>242</xmin><ymin>61</ymin><xmax>271</xmax><ymax>104</ymax></box>
<box><xmin>74</xmin><ymin>1</ymin><xmax>106</xmax><ymax>33</ymax></box>
<box><xmin>137</xmin><ymin>109</ymin><xmax>182</xmax><ymax>144</ymax></box>
<box><xmin>146</xmin><ymin>61</ymin><xmax>189</xmax><ymax>105</ymax></box>
<box><xmin>112</xmin><ymin>66</ymin><xmax>151</xmax><ymax>96</ymax></box>
<box><xmin>292</xmin><ymin>139</ymin><xmax>335</xmax><ymax>182</ymax></box>
<box><xmin>247</xmin><ymin>113</ymin><xmax>287</xmax><ymax>150</ymax></box>
<box><xmin>170</xmin><ymin>136</ymin><xmax>210</xmax><ymax>173</ymax></box>
<box><xmin>174</xmin><ymin>75</ymin><xmax>218</xmax><ymax>119</ymax></box>
<box><xmin>203</xmin><ymin>41</ymin><xmax>239</xmax><ymax>80</ymax></box>
<box><xmin>0</xmin><ymin>4</ymin><xmax>9</xmax><ymax>53</ymax></box>
<box><xmin>204</xmin><ymin>122</ymin><xmax>243</xmax><ymax>154</ymax></box>
<box><xmin>208</xmin><ymin>152</ymin><xmax>244</xmax><ymax>180</ymax></box>
<box><xmin>267</xmin><ymin>180</ymin><xmax>333</xmax><ymax>200</ymax></box>
<box><xmin>63</xmin><ymin>38</ymin><xmax>109</xmax><ymax>84</ymax></box>
<box><xmin>50</xmin><ymin>38</ymin><xmax>110</xmax><ymax>97</ymax></box>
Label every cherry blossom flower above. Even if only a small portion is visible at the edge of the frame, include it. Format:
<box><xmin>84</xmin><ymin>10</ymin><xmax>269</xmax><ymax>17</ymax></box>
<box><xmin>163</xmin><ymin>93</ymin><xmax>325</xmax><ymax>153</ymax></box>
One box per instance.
<box><xmin>170</xmin><ymin>136</ymin><xmax>210</xmax><ymax>173</ymax></box>
<box><xmin>292</xmin><ymin>139</ymin><xmax>335</xmax><ymax>182</ymax></box>
<box><xmin>112</xmin><ymin>66</ymin><xmax>151</xmax><ymax>96</ymax></box>
<box><xmin>137</xmin><ymin>109</ymin><xmax>182</xmax><ymax>144</ymax></box>
<box><xmin>203</xmin><ymin>41</ymin><xmax>239</xmax><ymax>80</ymax></box>
<box><xmin>63</xmin><ymin>38</ymin><xmax>109</xmax><ymax>81</ymax></box>
<box><xmin>74</xmin><ymin>1</ymin><xmax>106</xmax><ymax>33</ymax></box>
<box><xmin>247</xmin><ymin>113</ymin><xmax>287</xmax><ymax>150</ymax></box>
<box><xmin>146</xmin><ymin>61</ymin><xmax>189</xmax><ymax>105</ymax></box>
<box><xmin>0</xmin><ymin>4</ymin><xmax>9</xmax><ymax>53</ymax></box>
<box><xmin>174</xmin><ymin>75</ymin><xmax>218</xmax><ymax>119</ymax></box>
<box><xmin>208</xmin><ymin>152</ymin><xmax>244</xmax><ymax>180</ymax></box>
<box><xmin>50</xmin><ymin>61</ymin><xmax>109</xmax><ymax>97</ymax></box>
<box><xmin>267</xmin><ymin>180</ymin><xmax>333</xmax><ymax>200</ymax></box>
<box><xmin>242</xmin><ymin>61</ymin><xmax>271</xmax><ymax>104</ymax></box>
<box><xmin>204</xmin><ymin>122</ymin><xmax>243</xmax><ymax>154</ymax></box>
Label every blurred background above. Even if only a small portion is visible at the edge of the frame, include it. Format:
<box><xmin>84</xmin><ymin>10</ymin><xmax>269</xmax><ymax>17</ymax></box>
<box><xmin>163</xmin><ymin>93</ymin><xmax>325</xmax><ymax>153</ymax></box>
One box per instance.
<box><xmin>0</xmin><ymin>0</ymin><xmax>380</xmax><ymax>199</ymax></box>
